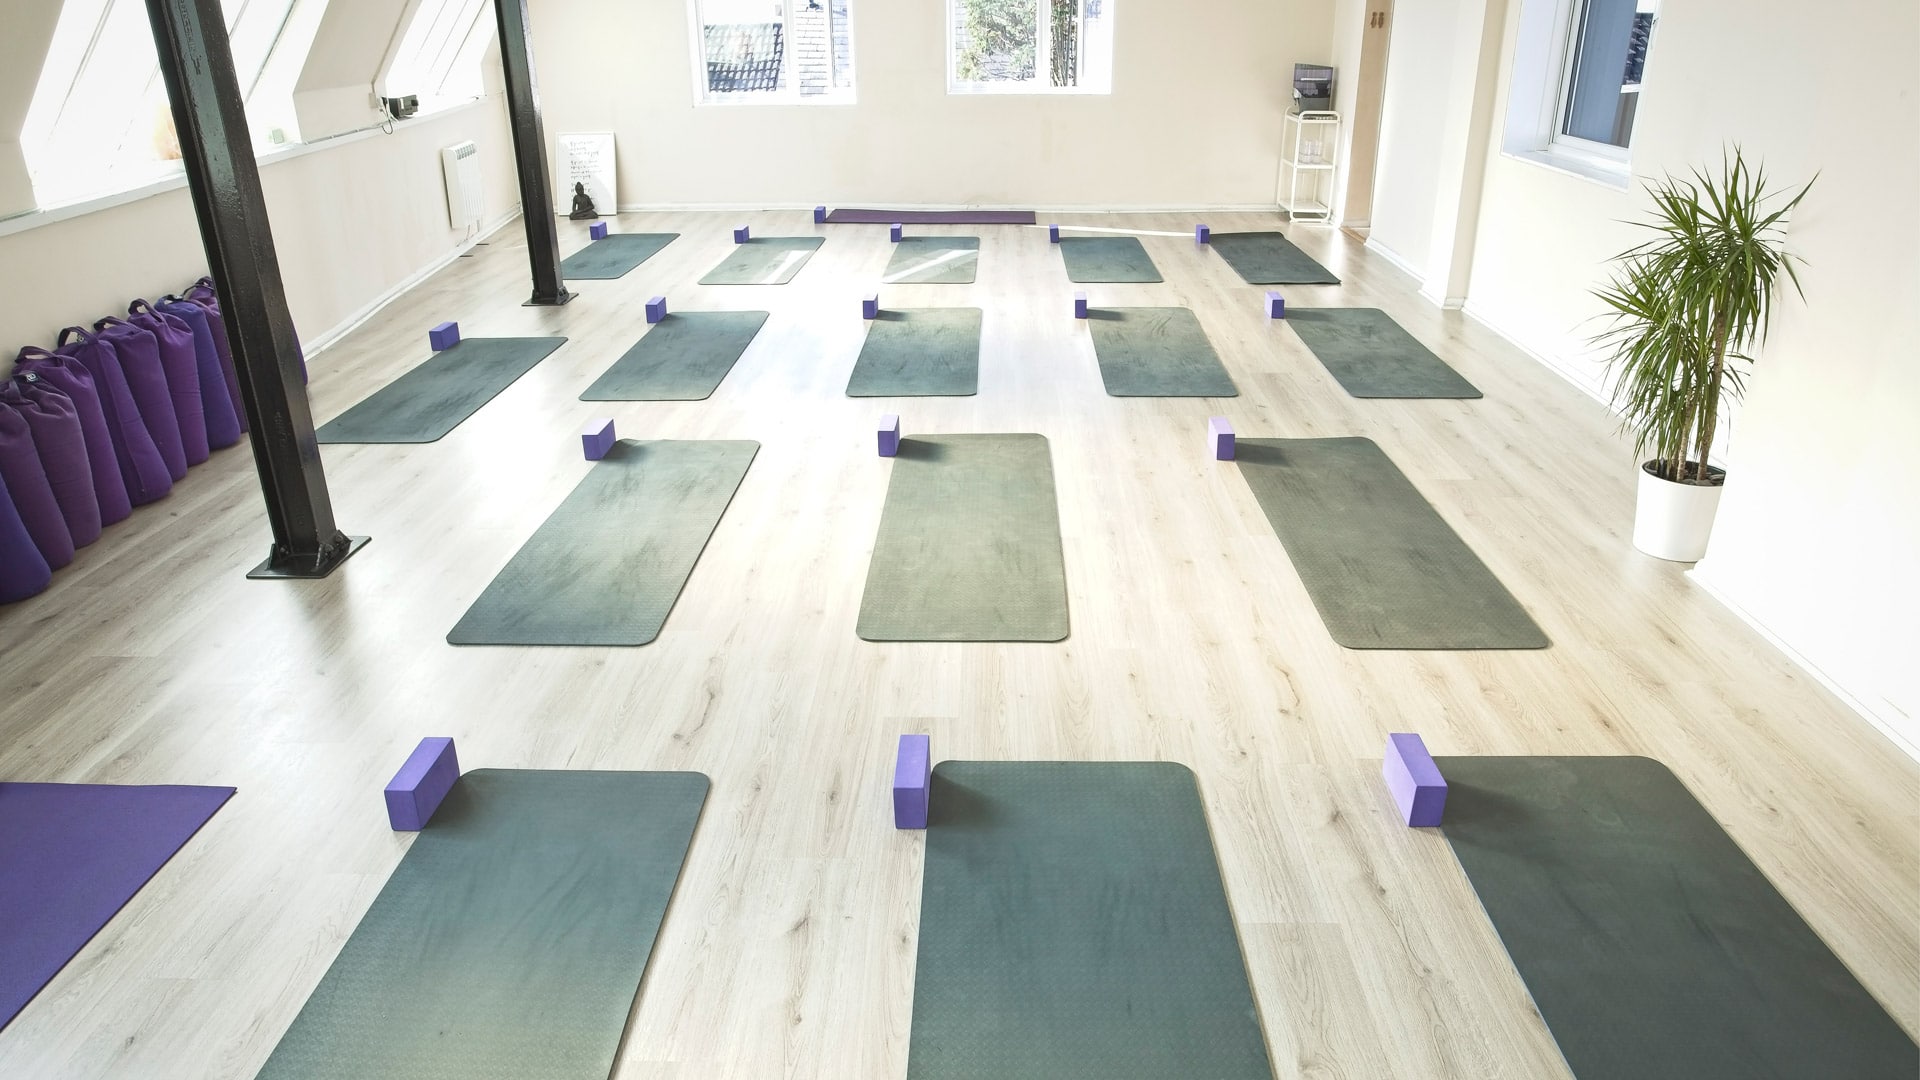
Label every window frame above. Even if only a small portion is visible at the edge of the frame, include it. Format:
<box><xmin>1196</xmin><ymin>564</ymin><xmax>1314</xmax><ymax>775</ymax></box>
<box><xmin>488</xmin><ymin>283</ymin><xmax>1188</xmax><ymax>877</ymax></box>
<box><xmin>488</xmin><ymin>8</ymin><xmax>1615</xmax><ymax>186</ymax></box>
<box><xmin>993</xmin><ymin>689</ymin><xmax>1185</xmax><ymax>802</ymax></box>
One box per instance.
<box><xmin>377</xmin><ymin>0</ymin><xmax>496</xmax><ymax>109</ymax></box>
<box><xmin>1499</xmin><ymin>0</ymin><xmax>1655</xmax><ymax>189</ymax></box>
<box><xmin>945</xmin><ymin>0</ymin><xmax>1113</xmax><ymax>97</ymax></box>
<box><xmin>1545</xmin><ymin>0</ymin><xmax>1653</xmax><ymax>164</ymax></box>
<box><xmin>685</xmin><ymin>0</ymin><xmax>858</xmax><ymax>107</ymax></box>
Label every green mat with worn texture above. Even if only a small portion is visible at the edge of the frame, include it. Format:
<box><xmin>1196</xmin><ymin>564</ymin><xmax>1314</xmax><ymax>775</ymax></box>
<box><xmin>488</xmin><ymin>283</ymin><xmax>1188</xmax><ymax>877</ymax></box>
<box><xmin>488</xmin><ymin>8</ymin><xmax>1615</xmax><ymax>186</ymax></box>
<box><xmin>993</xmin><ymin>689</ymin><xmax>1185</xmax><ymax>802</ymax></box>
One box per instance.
<box><xmin>1059</xmin><ymin>236</ymin><xmax>1163</xmax><ymax>283</ymax></box>
<box><xmin>846</xmin><ymin>308</ymin><xmax>981</xmax><ymax>397</ymax></box>
<box><xmin>255</xmin><ymin>769</ymin><xmax>707</xmax><ymax>1080</ymax></box>
<box><xmin>1208</xmin><ymin>231</ymin><xmax>1340</xmax><ymax>284</ymax></box>
<box><xmin>1287</xmin><ymin>308</ymin><xmax>1481</xmax><ymax>398</ymax></box>
<box><xmin>1438</xmin><ymin>756</ymin><xmax>1917</xmax><ymax>1080</ymax></box>
<box><xmin>317</xmin><ymin>337</ymin><xmax>567</xmax><ymax>444</ymax></box>
<box><xmin>883</xmin><ymin>236</ymin><xmax>980</xmax><ymax>284</ymax></box>
<box><xmin>580</xmin><ymin>311</ymin><xmax>768</xmax><ymax>401</ymax></box>
<box><xmin>448</xmin><ymin>440</ymin><xmax>757</xmax><ymax>646</ymax></box>
<box><xmin>698</xmin><ymin>237</ymin><xmax>825</xmax><ymax>284</ymax></box>
<box><xmin>1236</xmin><ymin>437</ymin><xmax>1546</xmax><ymax>649</ymax></box>
<box><xmin>908</xmin><ymin>761</ymin><xmax>1272</xmax><ymax>1080</ymax></box>
<box><xmin>558</xmin><ymin>233</ymin><xmax>678</xmax><ymax>280</ymax></box>
<box><xmin>857</xmin><ymin>434</ymin><xmax>1067</xmax><ymax>641</ymax></box>
<box><xmin>1087</xmin><ymin>307</ymin><xmax>1238</xmax><ymax>397</ymax></box>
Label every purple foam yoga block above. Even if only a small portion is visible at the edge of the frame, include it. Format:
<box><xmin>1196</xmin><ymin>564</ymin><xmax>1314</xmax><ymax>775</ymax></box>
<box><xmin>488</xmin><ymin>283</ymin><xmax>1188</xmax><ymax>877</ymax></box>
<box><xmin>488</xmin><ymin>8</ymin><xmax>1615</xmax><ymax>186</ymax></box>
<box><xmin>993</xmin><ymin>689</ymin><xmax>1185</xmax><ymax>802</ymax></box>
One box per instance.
<box><xmin>385</xmin><ymin>737</ymin><xmax>460</xmax><ymax>831</ymax></box>
<box><xmin>429</xmin><ymin>321</ymin><xmax>460</xmax><ymax>351</ymax></box>
<box><xmin>889</xmin><ymin>223</ymin><xmax>903</xmax><ymax>242</ymax></box>
<box><xmin>589</xmin><ymin>221</ymin><xmax>608</xmax><ymax>240</ymax></box>
<box><xmin>1049</xmin><ymin>224</ymin><xmax>1060</xmax><ymax>243</ymax></box>
<box><xmin>583</xmin><ymin>418</ymin><xmax>616</xmax><ymax>460</ymax></box>
<box><xmin>878</xmin><ymin>413</ymin><xmax>900</xmax><ymax>457</ymax></box>
<box><xmin>1074</xmin><ymin>292</ymin><xmax>1088</xmax><ymax>319</ymax></box>
<box><xmin>814</xmin><ymin>205</ymin><xmax>827</xmax><ymax>224</ymax></box>
<box><xmin>863</xmin><ymin>294</ymin><xmax>879</xmax><ymax>320</ymax></box>
<box><xmin>646</xmin><ymin>296</ymin><xmax>668</xmax><ymax>324</ymax></box>
<box><xmin>1266</xmin><ymin>291</ymin><xmax>1286</xmax><ymax>319</ymax></box>
<box><xmin>734</xmin><ymin>225</ymin><xmax>751</xmax><ymax>243</ymax></box>
<box><xmin>1208</xmin><ymin>416</ymin><xmax>1235</xmax><ymax>461</ymax></box>
<box><xmin>893</xmin><ymin>734</ymin><xmax>931</xmax><ymax>829</ymax></box>
<box><xmin>1383</xmin><ymin>733</ymin><xmax>1447</xmax><ymax>827</ymax></box>
<box><xmin>1196</xmin><ymin>224</ymin><xmax>1211</xmax><ymax>243</ymax></box>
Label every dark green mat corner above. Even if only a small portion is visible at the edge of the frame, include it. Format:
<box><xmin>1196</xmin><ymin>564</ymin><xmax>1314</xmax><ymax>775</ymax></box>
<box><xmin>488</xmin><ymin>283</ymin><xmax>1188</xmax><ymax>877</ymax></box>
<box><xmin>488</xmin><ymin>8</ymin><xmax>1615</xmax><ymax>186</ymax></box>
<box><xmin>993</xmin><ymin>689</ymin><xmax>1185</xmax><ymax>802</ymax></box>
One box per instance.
<box><xmin>317</xmin><ymin>337</ymin><xmax>567</xmax><ymax>444</ymax></box>
<box><xmin>560</xmin><ymin>233</ymin><xmax>679</xmax><ymax>280</ymax></box>
<box><xmin>1209</xmin><ymin>231</ymin><xmax>1340</xmax><ymax>285</ymax></box>
<box><xmin>1287</xmin><ymin>308</ymin><xmax>1480</xmax><ymax>398</ymax></box>
<box><xmin>1087</xmin><ymin>307</ymin><xmax>1237</xmax><ymax>397</ymax></box>
<box><xmin>581</xmin><ymin>311</ymin><xmax>768</xmax><ymax>401</ymax></box>
<box><xmin>846</xmin><ymin>308</ymin><xmax>982</xmax><ymax>397</ymax></box>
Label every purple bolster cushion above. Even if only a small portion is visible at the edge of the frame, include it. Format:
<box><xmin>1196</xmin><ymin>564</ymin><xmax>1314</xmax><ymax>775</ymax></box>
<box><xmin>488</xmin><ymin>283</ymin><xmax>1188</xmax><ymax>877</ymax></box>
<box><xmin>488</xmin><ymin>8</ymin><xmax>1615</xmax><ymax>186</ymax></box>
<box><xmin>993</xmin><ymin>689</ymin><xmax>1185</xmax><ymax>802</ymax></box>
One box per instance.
<box><xmin>184</xmin><ymin>277</ymin><xmax>247</xmax><ymax>433</ymax></box>
<box><xmin>125</xmin><ymin>300</ymin><xmax>208</xmax><ymax>467</ymax></box>
<box><xmin>0</xmin><ymin>468</ymin><xmax>52</xmax><ymax>603</ymax></box>
<box><xmin>55</xmin><ymin>327</ymin><xmax>172</xmax><ymax>506</ymax></box>
<box><xmin>0</xmin><ymin>386</ymin><xmax>74</xmax><ymax>568</ymax></box>
<box><xmin>14</xmin><ymin>347</ymin><xmax>132</xmax><ymax>526</ymax></box>
<box><xmin>158</xmin><ymin>295</ymin><xmax>240</xmax><ymax>450</ymax></box>
<box><xmin>5</xmin><ymin>374</ymin><xmax>100</xmax><ymax>548</ymax></box>
<box><xmin>92</xmin><ymin>317</ymin><xmax>187</xmax><ymax>481</ymax></box>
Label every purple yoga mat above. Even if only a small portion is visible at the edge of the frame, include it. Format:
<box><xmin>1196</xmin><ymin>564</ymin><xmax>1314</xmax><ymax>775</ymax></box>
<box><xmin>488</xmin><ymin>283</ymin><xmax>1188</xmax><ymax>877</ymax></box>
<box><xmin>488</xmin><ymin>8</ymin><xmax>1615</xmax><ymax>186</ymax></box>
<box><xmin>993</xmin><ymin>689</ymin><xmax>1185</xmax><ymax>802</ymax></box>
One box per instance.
<box><xmin>825</xmin><ymin>208</ymin><xmax>1037</xmax><ymax>225</ymax></box>
<box><xmin>0</xmin><ymin>782</ymin><xmax>234</xmax><ymax>1031</ymax></box>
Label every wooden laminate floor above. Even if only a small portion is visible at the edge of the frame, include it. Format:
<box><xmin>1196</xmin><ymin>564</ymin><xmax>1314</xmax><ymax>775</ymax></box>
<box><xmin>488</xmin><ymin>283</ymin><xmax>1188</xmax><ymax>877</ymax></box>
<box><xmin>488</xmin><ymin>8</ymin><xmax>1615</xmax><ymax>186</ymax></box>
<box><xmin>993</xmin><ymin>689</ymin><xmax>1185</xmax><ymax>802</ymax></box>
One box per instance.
<box><xmin>1</xmin><ymin>211</ymin><xmax>1914</xmax><ymax>1079</ymax></box>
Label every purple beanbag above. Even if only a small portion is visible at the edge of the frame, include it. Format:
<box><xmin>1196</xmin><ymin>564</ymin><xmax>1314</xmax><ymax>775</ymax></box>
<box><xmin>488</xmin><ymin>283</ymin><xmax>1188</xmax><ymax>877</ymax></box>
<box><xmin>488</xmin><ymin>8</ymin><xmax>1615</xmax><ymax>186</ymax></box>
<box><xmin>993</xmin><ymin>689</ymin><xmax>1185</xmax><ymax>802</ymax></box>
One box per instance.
<box><xmin>158</xmin><ymin>295</ymin><xmax>240</xmax><ymax>450</ymax></box>
<box><xmin>93</xmin><ymin>317</ymin><xmax>187</xmax><ymax>481</ymax></box>
<box><xmin>125</xmin><ymin>300</ymin><xmax>208</xmax><ymax>467</ymax></box>
<box><xmin>55</xmin><ymin>328</ymin><xmax>172</xmax><ymax>506</ymax></box>
<box><xmin>0</xmin><ymin>387</ymin><xmax>74</xmax><ymax>568</ymax></box>
<box><xmin>5</xmin><ymin>374</ymin><xmax>99</xmax><ymax>548</ymax></box>
<box><xmin>0</xmin><ymin>468</ymin><xmax>52</xmax><ymax>603</ymax></box>
<box><xmin>15</xmin><ymin>347</ymin><xmax>132</xmax><ymax>526</ymax></box>
<box><xmin>183</xmin><ymin>277</ymin><xmax>247</xmax><ymax>433</ymax></box>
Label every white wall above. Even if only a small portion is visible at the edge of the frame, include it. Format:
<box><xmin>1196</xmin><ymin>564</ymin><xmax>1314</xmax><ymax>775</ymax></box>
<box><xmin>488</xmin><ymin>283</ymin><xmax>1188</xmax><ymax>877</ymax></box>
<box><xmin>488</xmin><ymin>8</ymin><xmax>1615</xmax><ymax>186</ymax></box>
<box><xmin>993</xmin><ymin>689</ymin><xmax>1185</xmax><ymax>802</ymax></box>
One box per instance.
<box><xmin>528</xmin><ymin>0</ymin><xmax>1333</xmax><ymax>208</ymax></box>
<box><xmin>1366</xmin><ymin>0</ymin><xmax>1461</xmax><ymax>270</ymax></box>
<box><xmin>1397</xmin><ymin>0</ymin><xmax>1920</xmax><ymax>749</ymax></box>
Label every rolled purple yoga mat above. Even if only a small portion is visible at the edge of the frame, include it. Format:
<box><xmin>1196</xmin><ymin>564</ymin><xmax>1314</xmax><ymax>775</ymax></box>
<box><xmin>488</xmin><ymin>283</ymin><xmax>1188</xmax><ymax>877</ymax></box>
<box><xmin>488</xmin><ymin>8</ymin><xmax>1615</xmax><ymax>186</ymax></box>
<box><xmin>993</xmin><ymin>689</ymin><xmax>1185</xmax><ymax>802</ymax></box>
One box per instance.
<box><xmin>158</xmin><ymin>296</ymin><xmax>240</xmax><ymax>449</ymax></box>
<box><xmin>0</xmin><ymin>390</ymin><xmax>74</xmax><ymax>568</ymax></box>
<box><xmin>183</xmin><ymin>277</ymin><xmax>246</xmax><ymax>433</ymax></box>
<box><xmin>825</xmin><ymin>207</ymin><xmax>1037</xmax><ymax>225</ymax></box>
<box><xmin>92</xmin><ymin>317</ymin><xmax>187</xmax><ymax>481</ymax></box>
<box><xmin>4</xmin><ymin>374</ymin><xmax>99</xmax><ymax>548</ymax></box>
<box><xmin>55</xmin><ymin>328</ymin><xmax>172</xmax><ymax>506</ymax></box>
<box><xmin>125</xmin><ymin>300</ymin><xmax>208</xmax><ymax>466</ymax></box>
<box><xmin>0</xmin><ymin>469</ymin><xmax>52</xmax><ymax>603</ymax></box>
<box><xmin>15</xmin><ymin>348</ymin><xmax>131</xmax><ymax>526</ymax></box>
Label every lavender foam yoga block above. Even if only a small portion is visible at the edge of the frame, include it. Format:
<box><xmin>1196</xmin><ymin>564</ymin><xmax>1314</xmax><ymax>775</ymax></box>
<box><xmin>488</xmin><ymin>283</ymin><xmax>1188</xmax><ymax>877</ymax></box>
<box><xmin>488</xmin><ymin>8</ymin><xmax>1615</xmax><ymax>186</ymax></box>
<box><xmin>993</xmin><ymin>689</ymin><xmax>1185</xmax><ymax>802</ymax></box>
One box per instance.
<box><xmin>0</xmin><ymin>469</ymin><xmax>52</xmax><ymax>602</ymax></box>
<box><xmin>5</xmin><ymin>375</ymin><xmax>99</xmax><ymax>548</ymax></box>
<box><xmin>385</xmin><ymin>738</ymin><xmax>460</xmax><ymax>831</ymax></box>
<box><xmin>126</xmin><ymin>301</ymin><xmax>209</xmax><ymax>467</ymax></box>
<box><xmin>13</xmin><ymin>348</ymin><xmax>130</xmax><ymax>526</ymax></box>
<box><xmin>893</xmin><ymin>734</ymin><xmax>931</xmax><ymax>829</ymax></box>
<box><xmin>54</xmin><ymin>328</ymin><xmax>171</xmax><ymax>506</ymax></box>
<box><xmin>92</xmin><ymin>318</ymin><xmax>188</xmax><ymax>482</ymax></box>
<box><xmin>1383</xmin><ymin>733</ymin><xmax>1447</xmax><ymax>826</ymax></box>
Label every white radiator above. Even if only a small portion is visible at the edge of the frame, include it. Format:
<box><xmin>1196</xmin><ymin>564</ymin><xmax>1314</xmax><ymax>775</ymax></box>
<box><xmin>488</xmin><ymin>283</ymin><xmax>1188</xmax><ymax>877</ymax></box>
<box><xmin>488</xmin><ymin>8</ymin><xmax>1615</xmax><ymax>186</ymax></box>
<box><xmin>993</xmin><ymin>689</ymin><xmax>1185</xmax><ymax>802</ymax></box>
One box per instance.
<box><xmin>441</xmin><ymin>141</ymin><xmax>483</xmax><ymax>230</ymax></box>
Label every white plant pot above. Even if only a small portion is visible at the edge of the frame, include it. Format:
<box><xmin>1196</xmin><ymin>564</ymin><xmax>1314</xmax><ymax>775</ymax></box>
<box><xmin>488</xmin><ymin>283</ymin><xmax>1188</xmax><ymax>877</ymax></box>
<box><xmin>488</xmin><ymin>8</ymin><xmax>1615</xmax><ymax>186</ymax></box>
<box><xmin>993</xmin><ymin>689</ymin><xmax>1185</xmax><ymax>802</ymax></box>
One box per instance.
<box><xmin>1632</xmin><ymin>463</ymin><xmax>1725</xmax><ymax>562</ymax></box>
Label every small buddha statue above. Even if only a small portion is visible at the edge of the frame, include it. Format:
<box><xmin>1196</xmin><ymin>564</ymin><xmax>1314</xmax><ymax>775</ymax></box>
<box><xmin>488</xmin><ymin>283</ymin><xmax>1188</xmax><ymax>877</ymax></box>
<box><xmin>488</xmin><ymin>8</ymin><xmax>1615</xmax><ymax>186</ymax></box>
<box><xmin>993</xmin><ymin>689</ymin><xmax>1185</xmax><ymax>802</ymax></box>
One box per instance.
<box><xmin>568</xmin><ymin>182</ymin><xmax>599</xmax><ymax>220</ymax></box>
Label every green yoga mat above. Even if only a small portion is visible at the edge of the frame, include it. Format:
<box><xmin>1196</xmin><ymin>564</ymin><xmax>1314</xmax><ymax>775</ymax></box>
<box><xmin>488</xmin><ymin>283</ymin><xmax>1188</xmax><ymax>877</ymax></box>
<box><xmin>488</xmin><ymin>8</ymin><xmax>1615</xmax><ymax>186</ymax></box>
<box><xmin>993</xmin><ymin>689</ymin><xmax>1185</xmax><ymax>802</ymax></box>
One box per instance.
<box><xmin>1236</xmin><ymin>437</ymin><xmax>1546</xmax><ymax>649</ymax></box>
<box><xmin>1208</xmin><ymin>231</ymin><xmax>1341</xmax><ymax>284</ymax></box>
<box><xmin>857</xmin><ymin>434</ymin><xmax>1067</xmax><ymax>642</ymax></box>
<box><xmin>317</xmin><ymin>337</ymin><xmax>567</xmax><ymax>444</ymax></box>
<box><xmin>580</xmin><ymin>311</ymin><xmax>768</xmax><ymax>401</ymax></box>
<box><xmin>1059</xmin><ymin>236</ymin><xmax>1163</xmax><ymax>283</ymax></box>
<box><xmin>883</xmin><ymin>236</ymin><xmax>980</xmax><ymax>284</ymax></box>
<box><xmin>559</xmin><ymin>233</ymin><xmax>678</xmax><ymax>280</ymax></box>
<box><xmin>846</xmin><ymin>308</ymin><xmax>981</xmax><ymax>397</ymax></box>
<box><xmin>1087</xmin><ymin>307</ymin><xmax>1238</xmax><ymax>397</ymax></box>
<box><xmin>698</xmin><ymin>237</ymin><xmax>825</xmax><ymax>285</ymax></box>
<box><xmin>909</xmin><ymin>761</ymin><xmax>1273</xmax><ymax>1080</ymax></box>
<box><xmin>1438</xmin><ymin>756</ymin><xmax>1917</xmax><ymax>1080</ymax></box>
<box><xmin>1287</xmin><ymin>308</ymin><xmax>1481</xmax><ymax>398</ymax></box>
<box><xmin>448</xmin><ymin>440</ymin><xmax>757</xmax><ymax>646</ymax></box>
<box><xmin>256</xmin><ymin>769</ymin><xmax>708</xmax><ymax>1080</ymax></box>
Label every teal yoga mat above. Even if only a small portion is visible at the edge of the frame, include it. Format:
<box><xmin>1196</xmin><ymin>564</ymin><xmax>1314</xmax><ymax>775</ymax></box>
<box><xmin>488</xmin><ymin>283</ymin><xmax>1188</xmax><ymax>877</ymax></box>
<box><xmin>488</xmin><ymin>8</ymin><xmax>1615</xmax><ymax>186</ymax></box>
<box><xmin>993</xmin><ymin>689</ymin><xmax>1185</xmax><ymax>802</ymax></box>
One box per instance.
<box><xmin>317</xmin><ymin>337</ymin><xmax>567</xmax><ymax>444</ymax></box>
<box><xmin>699</xmin><ymin>237</ymin><xmax>825</xmax><ymax>284</ymax></box>
<box><xmin>580</xmin><ymin>311</ymin><xmax>768</xmax><ymax>401</ymax></box>
<box><xmin>857</xmin><ymin>434</ymin><xmax>1067</xmax><ymax>642</ymax></box>
<box><xmin>1059</xmin><ymin>236</ymin><xmax>1162</xmax><ymax>283</ymax></box>
<box><xmin>1438</xmin><ymin>756</ymin><xmax>1917</xmax><ymax>1080</ymax></box>
<box><xmin>559</xmin><ymin>233</ymin><xmax>678</xmax><ymax>280</ymax></box>
<box><xmin>846</xmin><ymin>308</ymin><xmax>981</xmax><ymax>397</ymax></box>
<box><xmin>882</xmin><ymin>236</ymin><xmax>980</xmax><ymax>284</ymax></box>
<box><xmin>1208</xmin><ymin>231</ymin><xmax>1340</xmax><ymax>284</ymax></box>
<box><xmin>1235</xmin><ymin>437</ymin><xmax>1547</xmax><ymax>649</ymax></box>
<box><xmin>908</xmin><ymin>761</ymin><xmax>1273</xmax><ymax>1080</ymax></box>
<box><xmin>1287</xmin><ymin>308</ymin><xmax>1480</xmax><ymax>398</ymax></box>
<box><xmin>255</xmin><ymin>769</ymin><xmax>707</xmax><ymax>1080</ymax></box>
<box><xmin>1087</xmin><ymin>307</ymin><xmax>1238</xmax><ymax>397</ymax></box>
<box><xmin>448</xmin><ymin>440</ymin><xmax>757</xmax><ymax>646</ymax></box>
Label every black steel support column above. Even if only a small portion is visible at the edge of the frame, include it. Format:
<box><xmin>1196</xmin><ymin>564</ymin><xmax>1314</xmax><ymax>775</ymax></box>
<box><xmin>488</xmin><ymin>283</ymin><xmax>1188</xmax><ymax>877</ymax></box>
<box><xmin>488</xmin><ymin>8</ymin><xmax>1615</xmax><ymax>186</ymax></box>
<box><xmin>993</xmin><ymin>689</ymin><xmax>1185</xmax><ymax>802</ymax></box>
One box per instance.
<box><xmin>495</xmin><ymin>0</ymin><xmax>574</xmax><ymax>306</ymax></box>
<box><xmin>143</xmin><ymin>0</ymin><xmax>367</xmax><ymax>579</ymax></box>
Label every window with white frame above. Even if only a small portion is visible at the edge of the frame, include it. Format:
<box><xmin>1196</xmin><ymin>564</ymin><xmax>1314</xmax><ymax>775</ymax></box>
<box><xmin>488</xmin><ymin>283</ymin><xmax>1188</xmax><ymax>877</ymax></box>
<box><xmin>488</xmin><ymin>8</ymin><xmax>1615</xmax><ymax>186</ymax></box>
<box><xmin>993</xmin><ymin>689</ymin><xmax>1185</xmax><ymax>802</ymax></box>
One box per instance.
<box><xmin>1501</xmin><ymin>0</ymin><xmax>1656</xmax><ymax>183</ymax></box>
<box><xmin>690</xmin><ymin>0</ymin><xmax>855</xmax><ymax>104</ymax></box>
<box><xmin>949</xmin><ymin>0</ymin><xmax>1112</xmax><ymax>94</ymax></box>
<box><xmin>381</xmin><ymin>0</ymin><xmax>498</xmax><ymax>109</ymax></box>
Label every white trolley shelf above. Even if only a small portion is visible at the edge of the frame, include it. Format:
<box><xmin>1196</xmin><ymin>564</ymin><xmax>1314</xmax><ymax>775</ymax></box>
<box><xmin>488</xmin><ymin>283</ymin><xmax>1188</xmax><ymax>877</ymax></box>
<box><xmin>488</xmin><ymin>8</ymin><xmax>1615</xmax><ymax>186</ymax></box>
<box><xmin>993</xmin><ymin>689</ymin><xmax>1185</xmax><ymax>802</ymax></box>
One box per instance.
<box><xmin>1278</xmin><ymin>110</ymin><xmax>1339</xmax><ymax>224</ymax></box>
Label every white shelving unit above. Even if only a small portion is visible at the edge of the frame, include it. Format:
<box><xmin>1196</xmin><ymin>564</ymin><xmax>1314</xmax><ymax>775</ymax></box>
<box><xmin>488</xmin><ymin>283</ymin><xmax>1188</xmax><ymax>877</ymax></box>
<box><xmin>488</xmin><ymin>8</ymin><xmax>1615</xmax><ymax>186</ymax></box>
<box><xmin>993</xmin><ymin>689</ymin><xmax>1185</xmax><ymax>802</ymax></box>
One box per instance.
<box><xmin>1278</xmin><ymin>110</ymin><xmax>1339</xmax><ymax>224</ymax></box>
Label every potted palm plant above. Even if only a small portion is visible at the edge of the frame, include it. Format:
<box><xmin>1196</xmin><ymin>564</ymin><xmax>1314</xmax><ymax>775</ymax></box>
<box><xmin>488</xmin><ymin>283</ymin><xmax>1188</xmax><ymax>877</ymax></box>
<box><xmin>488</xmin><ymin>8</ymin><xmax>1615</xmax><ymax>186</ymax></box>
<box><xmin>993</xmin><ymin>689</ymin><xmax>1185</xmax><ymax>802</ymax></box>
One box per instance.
<box><xmin>1592</xmin><ymin>148</ymin><xmax>1813</xmax><ymax>562</ymax></box>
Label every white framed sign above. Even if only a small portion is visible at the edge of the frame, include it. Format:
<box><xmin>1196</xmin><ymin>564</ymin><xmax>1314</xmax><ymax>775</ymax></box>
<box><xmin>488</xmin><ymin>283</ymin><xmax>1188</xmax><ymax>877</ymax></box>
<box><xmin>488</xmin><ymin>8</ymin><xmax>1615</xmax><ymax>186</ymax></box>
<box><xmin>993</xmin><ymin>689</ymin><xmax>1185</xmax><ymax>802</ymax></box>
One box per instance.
<box><xmin>555</xmin><ymin>131</ymin><xmax>617</xmax><ymax>215</ymax></box>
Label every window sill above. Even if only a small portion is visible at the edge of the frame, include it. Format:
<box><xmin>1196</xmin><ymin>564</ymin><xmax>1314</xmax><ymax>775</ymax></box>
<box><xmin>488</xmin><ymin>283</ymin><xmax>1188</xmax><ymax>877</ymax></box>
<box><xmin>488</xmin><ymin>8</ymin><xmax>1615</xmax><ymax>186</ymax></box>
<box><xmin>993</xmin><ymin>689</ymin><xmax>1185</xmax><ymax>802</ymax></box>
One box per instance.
<box><xmin>1501</xmin><ymin>145</ymin><xmax>1633</xmax><ymax>192</ymax></box>
<box><xmin>946</xmin><ymin>84</ymin><xmax>1112</xmax><ymax>96</ymax></box>
<box><xmin>693</xmin><ymin>94</ymin><xmax>858</xmax><ymax>107</ymax></box>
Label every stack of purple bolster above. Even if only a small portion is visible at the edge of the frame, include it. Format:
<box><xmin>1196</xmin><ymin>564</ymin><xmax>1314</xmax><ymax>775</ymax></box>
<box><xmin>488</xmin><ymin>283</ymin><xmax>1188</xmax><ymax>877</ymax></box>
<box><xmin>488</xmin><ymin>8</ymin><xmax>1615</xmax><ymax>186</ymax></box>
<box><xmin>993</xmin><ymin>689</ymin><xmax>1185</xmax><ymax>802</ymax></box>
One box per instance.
<box><xmin>2</xmin><ymin>279</ymin><xmax>249</xmax><ymax>604</ymax></box>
